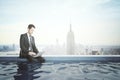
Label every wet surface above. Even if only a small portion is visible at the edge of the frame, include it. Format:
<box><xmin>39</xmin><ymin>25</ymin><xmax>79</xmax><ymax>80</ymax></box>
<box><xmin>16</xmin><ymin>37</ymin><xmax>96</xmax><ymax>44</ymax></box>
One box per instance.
<box><xmin>0</xmin><ymin>62</ymin><xmax>120</xmax><ymax>80</ymax></box>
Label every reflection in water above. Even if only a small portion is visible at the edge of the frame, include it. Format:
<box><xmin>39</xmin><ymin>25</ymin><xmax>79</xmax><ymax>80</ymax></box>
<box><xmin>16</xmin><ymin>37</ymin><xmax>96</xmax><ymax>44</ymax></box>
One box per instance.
<box><xmin>0</xmin><ymin>62</ymin><xmax>120</xmax><ymax>80</ymax></box>
<box><xmin>14</xmin><ymin>62</ymin><xmax>42</xmax><ymax>80</ymax></box>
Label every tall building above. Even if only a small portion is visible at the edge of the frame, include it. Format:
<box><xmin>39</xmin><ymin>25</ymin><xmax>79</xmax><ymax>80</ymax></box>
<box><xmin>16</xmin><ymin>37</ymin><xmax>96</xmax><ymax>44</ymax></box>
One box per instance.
<box><xmin>67</xmin><ymin>24</ymin><xmax>75</xmax><ymax>55</ymax></box>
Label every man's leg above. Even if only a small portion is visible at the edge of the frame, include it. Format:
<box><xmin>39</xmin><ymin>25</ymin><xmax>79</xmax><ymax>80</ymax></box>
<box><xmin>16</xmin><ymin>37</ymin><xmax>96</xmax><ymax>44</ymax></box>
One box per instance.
<box><xmin>26</xmin><ymin>55</ymin><xmax>34</xmax><ymax>62</ymax></box>
<box><xmin>35</xmin><ymin>56</ymin><xmax>45</xmax><ymax>63</ymax></box>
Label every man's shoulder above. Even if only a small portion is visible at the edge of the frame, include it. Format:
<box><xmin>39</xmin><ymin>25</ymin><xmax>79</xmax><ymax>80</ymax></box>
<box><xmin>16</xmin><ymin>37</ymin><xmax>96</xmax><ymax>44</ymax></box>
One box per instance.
<box><xmin>21</xmin><ymin>33</ymin><xmax>27</xmax><ymax>36</ymax></box>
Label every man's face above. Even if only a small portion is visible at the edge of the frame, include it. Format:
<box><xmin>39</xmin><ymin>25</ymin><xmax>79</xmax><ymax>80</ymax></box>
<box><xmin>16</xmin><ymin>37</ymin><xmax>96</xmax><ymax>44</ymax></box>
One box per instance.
<box><xmin>28</xmin><ymin>27</ymin><xmax>34</xmax><ymax>35</ymax></box>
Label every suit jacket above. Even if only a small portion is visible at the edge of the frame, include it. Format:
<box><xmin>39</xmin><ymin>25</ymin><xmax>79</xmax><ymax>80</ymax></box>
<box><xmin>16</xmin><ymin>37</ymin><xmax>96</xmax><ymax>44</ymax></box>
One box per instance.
<box><xmin>19</xmin><ymin>33</ymin><xmax>39</xmax><ymax>58</ymax></box>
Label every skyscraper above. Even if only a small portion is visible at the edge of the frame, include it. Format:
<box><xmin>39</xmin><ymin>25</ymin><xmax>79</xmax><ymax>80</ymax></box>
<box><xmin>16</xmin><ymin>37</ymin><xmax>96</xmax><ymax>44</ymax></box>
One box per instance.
<box><xmin>67</xmin><ymin>24</ymin><xmax>75</xmax><ymax>55</ymax></box>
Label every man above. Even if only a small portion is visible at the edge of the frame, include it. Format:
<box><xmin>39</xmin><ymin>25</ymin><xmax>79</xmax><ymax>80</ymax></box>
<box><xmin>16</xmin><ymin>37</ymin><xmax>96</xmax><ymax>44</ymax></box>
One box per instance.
<box><xmin>19</xmin><ymin>24</ymin><xmax>44</xmax><ymax>62</ymax></box>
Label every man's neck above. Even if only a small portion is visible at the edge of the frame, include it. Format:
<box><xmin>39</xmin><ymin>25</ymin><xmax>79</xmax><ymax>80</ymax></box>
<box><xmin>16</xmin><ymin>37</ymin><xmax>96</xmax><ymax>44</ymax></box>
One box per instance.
<box><xmin>27</xmin><ymin>32</ymin><xmax>32</xmax><ymax>36</ymax></box>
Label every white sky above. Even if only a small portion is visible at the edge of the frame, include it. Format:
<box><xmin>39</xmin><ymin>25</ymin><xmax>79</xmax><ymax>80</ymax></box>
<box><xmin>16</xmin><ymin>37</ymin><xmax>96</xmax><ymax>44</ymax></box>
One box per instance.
<box><xmin>0</xmin><ymin>0</ymin><xmax>120</xmax><ymax>45</ymax></box>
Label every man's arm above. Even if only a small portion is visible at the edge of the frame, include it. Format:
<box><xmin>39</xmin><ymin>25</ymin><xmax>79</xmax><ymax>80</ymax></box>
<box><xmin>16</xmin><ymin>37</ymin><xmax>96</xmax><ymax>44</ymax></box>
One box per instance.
<box><xmin>20</xmin><ymin>34</ymin><xmax>29</xmax><ymax>54</ymax></box>
<box><xmin>32</xmin><ymin>37</ymin><xmax>39</xmax><ymax>54</ymax></box>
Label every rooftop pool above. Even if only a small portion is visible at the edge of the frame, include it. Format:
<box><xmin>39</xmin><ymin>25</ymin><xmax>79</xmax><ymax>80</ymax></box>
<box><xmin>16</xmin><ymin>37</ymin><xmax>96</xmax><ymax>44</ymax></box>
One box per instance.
<box><xmin>0</xmin><ymin>55</ymin><xmax>120</xmax><ymax>80</ymax></box>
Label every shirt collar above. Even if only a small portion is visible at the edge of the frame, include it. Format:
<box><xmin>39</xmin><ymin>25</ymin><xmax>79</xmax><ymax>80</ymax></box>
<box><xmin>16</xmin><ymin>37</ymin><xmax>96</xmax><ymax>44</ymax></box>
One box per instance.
<box><xmin>27</xmin><ymin>33</ymin><xmax>32</xmax><ymax>37</ymax></box>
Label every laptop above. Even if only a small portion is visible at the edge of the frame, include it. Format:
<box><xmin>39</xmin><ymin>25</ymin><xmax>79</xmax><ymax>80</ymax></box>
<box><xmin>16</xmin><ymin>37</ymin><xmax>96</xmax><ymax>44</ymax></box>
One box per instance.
<box><xmin>33</xmin><ymin>51</ymin><xmax>44</xmax><ymax>57</ymax></box>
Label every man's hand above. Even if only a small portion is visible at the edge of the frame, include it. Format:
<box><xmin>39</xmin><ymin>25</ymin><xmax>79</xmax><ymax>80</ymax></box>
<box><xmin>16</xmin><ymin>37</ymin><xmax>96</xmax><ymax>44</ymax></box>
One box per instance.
<box><xmin>28</xmin><ymin>52</ymin><xmax>36</xmax><ymax>56</ymax></box>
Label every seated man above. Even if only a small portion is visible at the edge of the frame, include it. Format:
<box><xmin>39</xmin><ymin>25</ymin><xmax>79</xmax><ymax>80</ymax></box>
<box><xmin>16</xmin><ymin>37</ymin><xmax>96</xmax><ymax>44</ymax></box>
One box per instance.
<box><xmin>19</xmin><ymin>24</ymin><xmax>45</xmax><ymax>62</ymax></box>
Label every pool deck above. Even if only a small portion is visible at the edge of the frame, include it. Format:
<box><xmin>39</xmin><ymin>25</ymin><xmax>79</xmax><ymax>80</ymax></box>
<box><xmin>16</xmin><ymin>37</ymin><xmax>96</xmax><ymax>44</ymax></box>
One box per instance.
<box><xmin>0</xmin><ymin>55</ymin><xmax>120</xmax><ymax>62</ymax></box>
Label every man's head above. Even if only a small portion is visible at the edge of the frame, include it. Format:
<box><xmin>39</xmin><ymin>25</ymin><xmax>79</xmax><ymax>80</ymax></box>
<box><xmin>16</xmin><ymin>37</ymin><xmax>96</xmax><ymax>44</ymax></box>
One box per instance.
<box><xmin>27</xmin><ymin>24</ymin><xmax>35</xmax><ymax>35</ymax></box>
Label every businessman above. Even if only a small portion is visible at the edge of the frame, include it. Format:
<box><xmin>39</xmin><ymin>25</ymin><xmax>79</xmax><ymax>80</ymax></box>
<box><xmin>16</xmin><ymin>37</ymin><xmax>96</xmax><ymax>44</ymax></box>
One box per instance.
<box><xmin>19</xmin><ymin>24</ymin><xmax>44</xmax><ymax>62</ymax></box>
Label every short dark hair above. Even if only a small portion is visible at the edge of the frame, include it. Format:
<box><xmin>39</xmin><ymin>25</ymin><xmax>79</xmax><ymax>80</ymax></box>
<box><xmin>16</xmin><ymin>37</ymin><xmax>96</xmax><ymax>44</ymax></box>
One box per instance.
<box><xmin>28</xmin><ymin>24</ymin><xmax>35</xmax><ymax>29</ymax></box>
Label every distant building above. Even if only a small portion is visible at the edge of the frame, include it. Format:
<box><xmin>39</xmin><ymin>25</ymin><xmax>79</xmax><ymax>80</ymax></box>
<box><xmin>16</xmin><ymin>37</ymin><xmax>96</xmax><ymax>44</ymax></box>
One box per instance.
<box><xmin>91</xmin><ymin>51</ymin><xmax>100</xmax><ymax>55</ymax></box>
<box><xmin>66</xmin><ymin>24</ymin><xmax>75</xmax><ymax>55</ymax></box>
<box><xmin>85</xmin><ymin>48</ymin><xmax>88</xmax><ymax>55</ymax></box>
<box><xmin>100</xmin><ymin>48</ymin><xmax>104</xmax><ymax>55</ymax></box>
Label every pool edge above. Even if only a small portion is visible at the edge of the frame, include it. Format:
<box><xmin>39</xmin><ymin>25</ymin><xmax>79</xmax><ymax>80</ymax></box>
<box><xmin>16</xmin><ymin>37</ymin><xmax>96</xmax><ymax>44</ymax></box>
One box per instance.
<box><xmin>0</xmin><ymin>55</ymin><xmax>120</xmax><ymax>62</ymax></box>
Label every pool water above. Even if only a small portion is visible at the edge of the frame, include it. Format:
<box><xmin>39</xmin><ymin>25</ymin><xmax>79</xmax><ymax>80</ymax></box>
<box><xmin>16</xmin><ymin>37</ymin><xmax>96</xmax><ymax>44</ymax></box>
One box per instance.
<box><xmin>0</xmin><ymin>62</ymin><xmax>120</xmax><ymax>80</ymax></box>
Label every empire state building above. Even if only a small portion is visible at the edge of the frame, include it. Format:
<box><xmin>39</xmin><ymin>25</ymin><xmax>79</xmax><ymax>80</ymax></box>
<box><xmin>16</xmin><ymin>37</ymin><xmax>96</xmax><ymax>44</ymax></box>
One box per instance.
<box><xmin>67</xmin><ymin>24</ymin><xmax>75</xmax><ymax>55</ymax></box>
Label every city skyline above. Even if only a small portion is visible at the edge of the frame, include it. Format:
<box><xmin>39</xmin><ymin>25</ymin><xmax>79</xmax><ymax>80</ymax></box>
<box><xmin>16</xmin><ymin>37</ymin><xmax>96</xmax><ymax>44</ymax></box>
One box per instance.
<box><xmin>0</xmin><ymin>0</ymin><xmax>120</xmax><ymax>45</ymax></box>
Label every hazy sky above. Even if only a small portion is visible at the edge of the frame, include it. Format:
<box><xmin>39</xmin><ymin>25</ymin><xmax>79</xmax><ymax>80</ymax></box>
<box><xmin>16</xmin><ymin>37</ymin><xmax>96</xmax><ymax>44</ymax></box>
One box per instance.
<box><xmin>0</xmin><ymin>0</ymin><xmax>120</xmax><ymax>45</ymax></box>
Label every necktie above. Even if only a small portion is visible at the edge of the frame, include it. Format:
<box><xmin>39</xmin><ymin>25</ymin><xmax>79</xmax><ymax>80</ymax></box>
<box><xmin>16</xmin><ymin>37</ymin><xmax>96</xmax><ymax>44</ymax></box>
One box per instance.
<box><xmin>29</xmin><ymin>35</ymin><xmax>33</xmax><ymax>51</ymax></box>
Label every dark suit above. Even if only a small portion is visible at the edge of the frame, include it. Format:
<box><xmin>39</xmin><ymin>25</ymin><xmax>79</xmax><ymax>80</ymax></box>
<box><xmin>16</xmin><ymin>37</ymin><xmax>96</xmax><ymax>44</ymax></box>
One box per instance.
<box><xmin>19</xmin><ymin>33</ymin><xmax>39</xmax><ymax>58</ymax></box>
